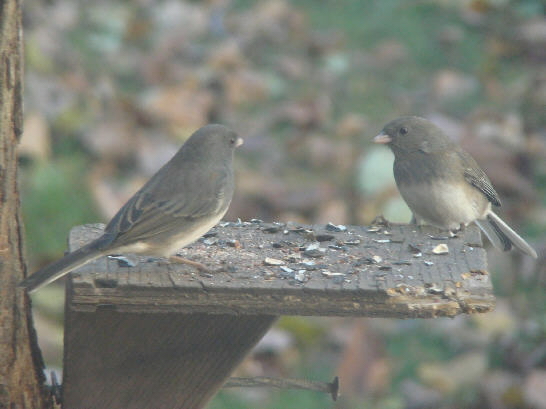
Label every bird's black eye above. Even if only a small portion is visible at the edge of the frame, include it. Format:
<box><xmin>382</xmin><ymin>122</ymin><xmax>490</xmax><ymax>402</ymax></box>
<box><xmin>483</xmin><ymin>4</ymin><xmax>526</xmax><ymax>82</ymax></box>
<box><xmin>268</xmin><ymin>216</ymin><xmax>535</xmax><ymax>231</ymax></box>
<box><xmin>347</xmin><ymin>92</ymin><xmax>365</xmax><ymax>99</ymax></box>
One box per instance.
<box><xmin>399</xmin><ymin>127</ymin><xmax>408</xmax><ymax>135</ymax></box>
<box><xmin>230</xmin><ymin>137</ymin><xmax>236</xmax><ymax>145</ymax></box>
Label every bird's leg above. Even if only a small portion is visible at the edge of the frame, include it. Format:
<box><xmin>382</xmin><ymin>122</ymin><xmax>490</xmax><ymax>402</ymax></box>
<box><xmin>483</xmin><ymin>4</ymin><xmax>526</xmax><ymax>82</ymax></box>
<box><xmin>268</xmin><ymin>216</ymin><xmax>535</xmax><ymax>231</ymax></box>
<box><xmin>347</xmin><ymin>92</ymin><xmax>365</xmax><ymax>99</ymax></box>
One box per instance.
<box><xmin>169</xmin><ymin>255</ymin><xmax>210</xmax><ymax>273</ymax></box>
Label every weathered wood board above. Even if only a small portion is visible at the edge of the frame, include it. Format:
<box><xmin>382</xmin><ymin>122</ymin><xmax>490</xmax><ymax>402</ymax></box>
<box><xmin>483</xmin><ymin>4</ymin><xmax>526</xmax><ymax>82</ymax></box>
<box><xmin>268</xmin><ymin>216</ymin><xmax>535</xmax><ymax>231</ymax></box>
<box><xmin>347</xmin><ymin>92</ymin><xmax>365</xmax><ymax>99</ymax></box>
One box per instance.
<box><xmin>66</xmin><ymin>220</ymin><xmax>494</xmax><ymax>318</ymax></box>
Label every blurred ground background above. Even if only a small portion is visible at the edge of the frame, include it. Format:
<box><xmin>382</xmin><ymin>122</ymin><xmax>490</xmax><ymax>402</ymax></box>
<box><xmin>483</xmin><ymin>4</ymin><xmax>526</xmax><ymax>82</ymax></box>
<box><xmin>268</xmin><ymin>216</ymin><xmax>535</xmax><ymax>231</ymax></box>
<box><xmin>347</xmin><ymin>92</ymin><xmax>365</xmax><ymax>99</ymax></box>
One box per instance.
<box><xmin>19</xmin><ymin>0</ymin><xmax>546</xmax><ymax>408</ymax></box>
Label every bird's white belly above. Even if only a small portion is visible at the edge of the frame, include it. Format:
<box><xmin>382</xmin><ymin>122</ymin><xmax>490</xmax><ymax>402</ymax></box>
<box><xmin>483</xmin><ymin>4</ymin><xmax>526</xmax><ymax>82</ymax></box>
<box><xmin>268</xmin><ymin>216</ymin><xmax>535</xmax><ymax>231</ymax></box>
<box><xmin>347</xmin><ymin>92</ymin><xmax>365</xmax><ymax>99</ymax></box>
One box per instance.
<box><xmin>398</xmin><ymin>181</ymin><xmax>490</xmax><ymax>230</ymax></box>
<box><xmin>160</xmin><ymin>213</ymin><xmax>225</xmax><ymax>256</ymax></box>
<box><xmin>115</xmin><ymin>213</ymin><xmax>225</xmax><ymax>257</ymax></box>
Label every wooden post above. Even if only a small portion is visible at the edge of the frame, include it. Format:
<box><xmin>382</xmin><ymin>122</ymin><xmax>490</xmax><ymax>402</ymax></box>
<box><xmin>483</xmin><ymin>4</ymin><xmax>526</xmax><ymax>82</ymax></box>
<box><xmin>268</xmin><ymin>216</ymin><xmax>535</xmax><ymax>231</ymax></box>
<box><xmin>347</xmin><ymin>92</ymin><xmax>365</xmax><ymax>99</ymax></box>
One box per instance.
<box><xmin>0</xmin><ymin>0</ymin><xmax>51</xmax><ymax>407</ymax></box>
<box><xmin>62</xmin><ymin>220</ymin><xmax>494</xmax><ymax>409</ymax></box>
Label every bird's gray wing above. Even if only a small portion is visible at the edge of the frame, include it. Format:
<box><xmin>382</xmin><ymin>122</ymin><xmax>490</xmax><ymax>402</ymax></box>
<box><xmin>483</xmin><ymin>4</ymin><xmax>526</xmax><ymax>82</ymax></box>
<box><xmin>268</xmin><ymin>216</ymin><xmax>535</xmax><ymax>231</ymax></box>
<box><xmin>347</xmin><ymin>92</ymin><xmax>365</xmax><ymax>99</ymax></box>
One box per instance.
<box><xmin>458</xmin><ymin>150</ymin><xmax>501</xmax><ymax>207</ymax></box>
<box><xmin>101</xmin><ymin>169</ymin><xmax>229</xmax><ymax>248</ymax></box>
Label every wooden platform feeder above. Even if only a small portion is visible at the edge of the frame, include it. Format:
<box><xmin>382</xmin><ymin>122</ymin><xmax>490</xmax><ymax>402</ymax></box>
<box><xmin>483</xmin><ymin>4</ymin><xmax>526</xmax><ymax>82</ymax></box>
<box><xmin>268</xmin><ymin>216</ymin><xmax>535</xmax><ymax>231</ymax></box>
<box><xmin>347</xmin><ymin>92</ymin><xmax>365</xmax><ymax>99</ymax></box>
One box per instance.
<box><xmin>61</xmin><ymin>219</ymin><xmax>494</xmax><ymax>409</ymax></box>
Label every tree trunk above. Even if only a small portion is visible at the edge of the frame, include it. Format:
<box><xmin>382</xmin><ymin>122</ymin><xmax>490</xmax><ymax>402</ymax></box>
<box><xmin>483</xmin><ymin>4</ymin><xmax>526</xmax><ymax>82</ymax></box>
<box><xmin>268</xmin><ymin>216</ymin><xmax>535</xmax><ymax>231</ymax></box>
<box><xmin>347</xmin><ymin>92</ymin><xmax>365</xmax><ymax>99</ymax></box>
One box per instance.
<box><xmin>0</xmin><ymin>0</ymin><xmax>51</xmax><ymax>407</ymax></box>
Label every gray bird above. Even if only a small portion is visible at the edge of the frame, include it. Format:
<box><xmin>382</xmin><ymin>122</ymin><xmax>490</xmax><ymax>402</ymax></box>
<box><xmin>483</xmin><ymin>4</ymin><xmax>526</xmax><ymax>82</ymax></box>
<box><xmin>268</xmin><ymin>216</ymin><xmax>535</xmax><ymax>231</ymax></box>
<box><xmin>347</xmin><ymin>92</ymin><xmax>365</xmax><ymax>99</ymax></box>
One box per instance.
<box><xmin>20</xmin><ymin>124</ymin><xmax>244</xmax><ymax>293</ymax></box>
<box><xmin>374</xmin><ymin>116</ymin><xmax>537</xmax><ymax>258</ymax></box>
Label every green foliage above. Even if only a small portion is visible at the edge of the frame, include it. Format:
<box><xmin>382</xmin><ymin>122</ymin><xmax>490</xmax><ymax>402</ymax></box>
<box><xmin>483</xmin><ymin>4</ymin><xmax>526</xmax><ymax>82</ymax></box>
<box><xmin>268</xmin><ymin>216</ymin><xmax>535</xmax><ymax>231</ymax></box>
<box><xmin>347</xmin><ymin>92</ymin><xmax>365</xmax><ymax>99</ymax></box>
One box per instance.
<box><xmin>277</xmin><ymin>317</ymin><xmax>327</xmax><ymax>346</ymax></box>
<box><xmin>209</xmin><ymin>386</ymin><xmax>333</xmax><ymax>409</ymax></box>
<box><xmin>385</xmin><ymin>320</ymin><xmax>458</xmax><ymax>383</ymax></box>
<box><xmin>30</xmin><ymin>285</ymin><xmax>66</xmax><ymax>322</ymax></box>
<box><xmin>21</xmin><ymin>156</ymin><xmax>100</xmax><ymax>264</ymax></box>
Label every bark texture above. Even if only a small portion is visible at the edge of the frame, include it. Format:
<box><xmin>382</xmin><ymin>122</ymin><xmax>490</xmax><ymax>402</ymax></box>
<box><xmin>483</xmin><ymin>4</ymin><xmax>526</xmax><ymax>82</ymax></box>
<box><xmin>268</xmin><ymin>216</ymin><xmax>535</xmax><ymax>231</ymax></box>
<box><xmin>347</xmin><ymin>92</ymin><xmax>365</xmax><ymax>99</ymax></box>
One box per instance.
<box><xmin>0</xmin><ymin>0</ymin><xmax>51</xmax><ymax>407</ymax></box>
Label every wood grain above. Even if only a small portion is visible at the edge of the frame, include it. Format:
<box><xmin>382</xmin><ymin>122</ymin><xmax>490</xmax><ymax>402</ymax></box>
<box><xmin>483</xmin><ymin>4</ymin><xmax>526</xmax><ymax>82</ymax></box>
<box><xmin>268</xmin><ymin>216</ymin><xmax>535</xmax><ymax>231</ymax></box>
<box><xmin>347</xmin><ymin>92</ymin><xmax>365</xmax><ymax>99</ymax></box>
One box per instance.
<box><xmin>1</xmin><ymin>0</ymin><xmax>51</xmax><ymax>406</ymax></box>
<box><xmin>66</xmin><ymin>220</ymin><xmax>494</xmax><ymax>318</ymax></box>
<box><xmin>63</xmin><ymin>301</ymin><xmax>276</xmax><ymax>409</ymax></box>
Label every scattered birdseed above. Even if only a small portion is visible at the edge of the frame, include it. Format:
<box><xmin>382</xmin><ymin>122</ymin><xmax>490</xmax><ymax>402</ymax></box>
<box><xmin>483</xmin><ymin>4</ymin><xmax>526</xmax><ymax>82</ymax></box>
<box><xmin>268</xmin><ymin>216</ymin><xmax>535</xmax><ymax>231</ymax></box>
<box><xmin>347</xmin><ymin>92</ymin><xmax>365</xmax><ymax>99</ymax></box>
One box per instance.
<box><xmin>294</xmin><ymin>270</ymin><xmax>307</xmax><ymax>282</ymax></box>
<box><xmin>408</xmin><ymin>244</ymin><xmax>422</xmax><ymax>257</ymax></box>
<box><xmin>289</xmin><ymin>226</ymin><xmax>307</xmax><ymax>234</ymax></box>
<box><xmin>287</xmin><ymin>254</ymin><xmax>302</xmax><ymax>262</ymax></box>
<box><xmin>202</xmin><ymin>238</ymin><xmax>217</xmax><ymax>246</ymax></box>
<box><xmin>227</xmin><ymin>239</ymin><xmax>241</xmax><ymax>249</ymax></box>
<box><xmin>316</xmin><ymin>234</ymin><xmax>335</xmax><ymax>242</ymax></box>
<box><xmin>322</xmin><ymin>271</ymin><xmax>345</xmax><ymax>278</ymax></box>
<box><xmin>279</xmin><ymin>268</ymin><xmax>295</xmax><ymax>279</ymax></box>
<box><xmin>262</xmin><ymin>224</ymin><xmax>281</xmax><ymax>233</ymax></box>
<box><xmin>326</xmin><ymin>222</ymin><xmax>347</xmax><ymax>232</ymax></box>
<box><xmin>303</xmin><ymin>242</ymin><xmax>326</xmax><ymax>258</ymax></box>
<box><xmin>264</xmin><ymin>257</ymin><xmax>285</xmax><ymax>266</ymax></box>
<box><xmin>354</xmin><ymin>255</ymin><xmax>382</xmax><ymax>266</ymax></box>
<box><xmin>432</xmin><ymin>243</ymin><xmax>449</xmax><ymax>254</ymax></box>
<box><xmin>426</xmin><ymin>283</ymin><xmax>443</xmax><ymax>294</ymax></box>
<box><xmin>392</xmin><ymin>260</ymin><xmax>412</xmax><ymax>265</ymax></box>
<box><xmin>344</xmin><ymin>239</ymin><xmax>361</xmax><ymax>245</ymax></box>
<box><xmin>428</xmin><ymin>234</ymin><xmax>451</xmax><ymax>240</ymax></box>
<box><xmin>304</xmin><ymin>249</ymin><xmax>325</xmax><ymax>258</ymax></box>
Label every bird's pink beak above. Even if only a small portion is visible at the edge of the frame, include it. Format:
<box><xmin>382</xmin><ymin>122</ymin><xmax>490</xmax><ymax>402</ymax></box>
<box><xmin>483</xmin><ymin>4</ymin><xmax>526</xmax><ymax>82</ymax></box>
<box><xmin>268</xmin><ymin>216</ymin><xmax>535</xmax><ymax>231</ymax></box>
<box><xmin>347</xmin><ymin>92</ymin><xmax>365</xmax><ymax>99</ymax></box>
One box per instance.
<box><xmin>235</xmin><ymin>137</ymin><xmax>244</xmax><ymax>147</ymax></box>
<box><xmin>373</xmin><ymin>132</ymin><xmax>392</xmax><ymax>144</ymax></box>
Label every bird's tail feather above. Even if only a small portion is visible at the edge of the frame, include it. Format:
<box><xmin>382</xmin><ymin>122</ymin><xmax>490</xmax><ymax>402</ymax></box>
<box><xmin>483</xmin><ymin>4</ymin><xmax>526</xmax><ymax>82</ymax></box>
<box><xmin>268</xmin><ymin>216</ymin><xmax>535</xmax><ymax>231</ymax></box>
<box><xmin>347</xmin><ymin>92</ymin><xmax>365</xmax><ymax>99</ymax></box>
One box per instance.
<box><xmin>475</xmin><ymin>211</ymin><xmax>537</xmax><ymax>258</ymax></box>
<box><xmin>475</xmin><ymin>217</ymin><xmax>512</xmax><ymax>251</ymax></box>
<box><xmin>19</xmin><ymin>241</ymin><xmax>104</xmax><ymax>293</ymax></box>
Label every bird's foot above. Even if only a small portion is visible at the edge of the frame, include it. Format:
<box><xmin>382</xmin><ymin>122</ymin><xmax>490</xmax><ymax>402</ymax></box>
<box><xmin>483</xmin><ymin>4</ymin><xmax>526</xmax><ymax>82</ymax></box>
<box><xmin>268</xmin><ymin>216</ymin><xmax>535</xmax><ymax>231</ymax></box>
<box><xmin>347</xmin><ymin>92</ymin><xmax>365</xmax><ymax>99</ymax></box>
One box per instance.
<box><xmin>449</xmin><ymin>223</ymin><xmax>466</xmax><ymax>237</ymax></box>
<box><xmin>370</xmin><ymin>215</ymin><xmax>391</xmax><ymax>228</ymax></box>
<box><xmin>169</xmin><ymin>255</ymin><xmax>210</xmax><ymax>273</ymax></box>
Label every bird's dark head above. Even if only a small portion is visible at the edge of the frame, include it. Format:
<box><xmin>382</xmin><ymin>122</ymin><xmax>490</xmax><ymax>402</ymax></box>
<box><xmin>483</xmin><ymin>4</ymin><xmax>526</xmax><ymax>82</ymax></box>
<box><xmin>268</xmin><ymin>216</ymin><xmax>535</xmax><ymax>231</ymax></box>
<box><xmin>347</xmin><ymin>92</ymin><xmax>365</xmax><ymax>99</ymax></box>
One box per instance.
<box><xmin>186</xmin><ymin>124</ymin><xmax>243</xmax><ymax>160</ymax></box>
<box><xmin>374</xmin><ymin>116</ymin><xmax>450</xmax><ymax>155</ymax></box>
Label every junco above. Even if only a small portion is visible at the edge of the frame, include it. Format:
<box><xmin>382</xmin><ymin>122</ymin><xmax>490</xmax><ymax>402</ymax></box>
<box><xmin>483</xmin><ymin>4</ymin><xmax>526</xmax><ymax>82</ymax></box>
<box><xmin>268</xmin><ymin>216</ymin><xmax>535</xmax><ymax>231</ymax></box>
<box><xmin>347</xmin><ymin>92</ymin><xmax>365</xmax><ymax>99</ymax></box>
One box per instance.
<box><xmin>373</xmin><ymin>116</ymin><xmax>537</xmax><ymax>258</ymax></box>
<box><xmin>20</xmin><ymin>124</ymin><xmax>244</xmax><ymax>293</ymax></box>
